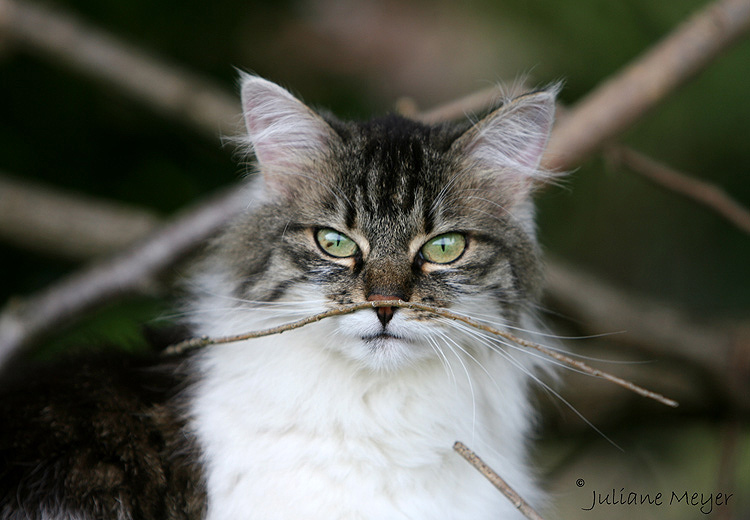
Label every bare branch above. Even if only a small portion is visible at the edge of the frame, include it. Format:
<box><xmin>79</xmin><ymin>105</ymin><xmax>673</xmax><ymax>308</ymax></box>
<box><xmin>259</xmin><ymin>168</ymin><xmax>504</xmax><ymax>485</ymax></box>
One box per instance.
<box><xmin>396</xmin><ymin>0</ymin><xmax>750</xmax><ymax>158</ymax></box>
<box><xmin>606</xmin><ymin>146</ymin><xmax>750</xmax><ymax>235</ymax></box>
<box><xmin>4</xmin><ymin>0</ymin><xmax>747</xmax><ymax>170</ymax></box>
<box><xmin>0</xmin><ymin>174</ymin><xmax>159</xmax><ymax>260</ymax></box>
<box><xmin>543</xmin><ymin>0</ymin><xmax>750</xmax><ymax>171</ymax></box>
<box><xmin>0</xmin><ymin>185</ymin><xmax>250</xmax><ymax>366</ymax></box>
<box><xmin>413</xmin><ymin>86</ymin><xmax>501</xmax><ymax>124</ymax></box>
<box><xmin>395</xmin><ymin>0</ymin><xmax>750</xmax><ymax>172</ymax></box>
<box><xmin>4</xmin><ymin>175</ymin><xmax>746</xmax><ymax>412</ymax></box>
<box><xmin>0</xmin><ymin>0</ymin><xmax>241</xmax><ymax>139</ymax></box>
<box><xmin>453</xmin><ymin>441</ymin><xmax>547</xmax><ymax>520</ymax></box>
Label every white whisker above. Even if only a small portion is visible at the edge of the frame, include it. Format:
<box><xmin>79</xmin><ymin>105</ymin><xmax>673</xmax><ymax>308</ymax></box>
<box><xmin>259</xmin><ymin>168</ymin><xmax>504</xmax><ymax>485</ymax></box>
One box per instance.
<box><xmin>437</xmin><ymin>316</ymin><xmax>623</xmax><ymax>450</ymax></box>
<box><xmin>436</xmin><ymin>331</ymin><xmax>478</xmax><ymax>441</ymax></box>
<box><xmin>445</xmin><ymin>318</ymin><xmax>590</xmax><ymax>377</ymax></box>
<box><xmin>445</xmin><ymin>306</ymin><xmax>640</xmax><ymax>364</ymax></box>
<box><xmin>496</xmin><ymin>347</ymin><xmax>623</xmax><ymax>451</ymax></box>
<box><xmin>426</xmin><ymin>335</ymin><xmax>458</xmax><ymax>386</ymax></box>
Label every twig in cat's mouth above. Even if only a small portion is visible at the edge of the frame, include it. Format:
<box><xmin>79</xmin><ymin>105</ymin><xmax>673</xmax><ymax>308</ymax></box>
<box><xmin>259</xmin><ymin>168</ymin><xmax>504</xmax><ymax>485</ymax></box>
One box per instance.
<box><xmin>164</xmin><ymin>300</ymin><xmax>678</xmax><ymax>408</ymax></box>
<box><xmin>453</xmin><ymin>441</ymin><xmax>546</xmax><ymax>520</ymax></box>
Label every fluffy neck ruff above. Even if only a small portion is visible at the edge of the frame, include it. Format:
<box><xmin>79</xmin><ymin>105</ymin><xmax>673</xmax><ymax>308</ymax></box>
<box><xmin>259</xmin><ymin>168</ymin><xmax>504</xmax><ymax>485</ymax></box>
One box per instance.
<box><xmin>186</xmin><ymin>292</ymin><xmax>542</xmax><ymax>520</ymax></box>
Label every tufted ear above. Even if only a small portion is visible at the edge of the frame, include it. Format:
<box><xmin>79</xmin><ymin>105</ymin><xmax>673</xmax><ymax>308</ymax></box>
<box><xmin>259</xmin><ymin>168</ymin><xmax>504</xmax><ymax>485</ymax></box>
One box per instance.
<box><xmin>452</xmin><ymin>86</ymin><xmax>558</xmax><ymax>206</ymax></box>
<box><xmin>239</xmin><ymin>74</ymin><xmax>339</xmax><ymax>196</ymax></box>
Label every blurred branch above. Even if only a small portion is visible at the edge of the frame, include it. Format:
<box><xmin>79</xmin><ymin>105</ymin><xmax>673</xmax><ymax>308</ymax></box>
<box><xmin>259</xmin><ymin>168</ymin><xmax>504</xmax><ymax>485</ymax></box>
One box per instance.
<box><xmin>411</xmin><ymin>86</ymin><xmax>501</xmax><ymax>124</ymax></box>
<box><xmin>2</xmin><ymin>0</ymin><xmax>747</xmax><ymax>169</ymax></box>
<box><xmin>0</xmin><ymin>0</ymin><xmax>242</xmax><ymax>139</ymax></box>
<box><xmin>2</xmin><ymin>176</ymin><xmax>748</xmax><ymax>416</ymax></box>
<box><xmin>543</xmin><ymin>0</ymin><xmax>750</xmax><ymax>171</ymax></box>
<box><xmin>0</xmin><ymin>174</ymin><xmax>159</xmax><ymax>260</ymax></box>
<box><xmin>606</xmin><ymin>147</ymin><xmax>750</xmax><ymax>235</ymax></box>
<box><xmin>0</xmin><ymin>185</ymin><xmax>250</xmax><ymax>366</ymax></box>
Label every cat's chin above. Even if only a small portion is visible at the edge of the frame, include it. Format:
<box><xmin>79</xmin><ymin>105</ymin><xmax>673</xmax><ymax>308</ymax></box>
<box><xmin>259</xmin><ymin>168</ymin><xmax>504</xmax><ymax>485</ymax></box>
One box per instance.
<box><xmin>346</xmin><ymin>334</ymin><xmax>432</xmax><ymax>372</ymax></box>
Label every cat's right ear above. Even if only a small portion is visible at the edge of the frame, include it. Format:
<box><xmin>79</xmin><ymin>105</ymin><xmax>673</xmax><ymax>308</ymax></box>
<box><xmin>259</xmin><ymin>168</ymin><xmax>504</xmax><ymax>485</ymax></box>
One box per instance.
<box><xmin>239</xmin><ymin>74</ymin><xmax>338</xmax><ymax>196</ymax></box>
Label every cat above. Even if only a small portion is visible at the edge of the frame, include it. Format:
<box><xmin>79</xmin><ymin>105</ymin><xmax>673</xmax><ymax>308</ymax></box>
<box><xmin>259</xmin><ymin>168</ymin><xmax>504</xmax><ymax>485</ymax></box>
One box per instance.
<box><xmin>0</xmin><ymin>73</ymin><xmax>558</xmax><ymax>519</ymax></box>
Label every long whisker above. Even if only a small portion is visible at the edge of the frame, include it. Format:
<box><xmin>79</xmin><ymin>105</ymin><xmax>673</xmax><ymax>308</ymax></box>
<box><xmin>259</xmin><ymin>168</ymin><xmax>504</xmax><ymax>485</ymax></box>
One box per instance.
<box><xmin>434</xmin><ymin>331</ymin><xmax>478</xmax><ymax>440</ymax></box>
<box><xmin>447</xmin><ymin>320</ymin><xmax>623</xmax><ymax>450</ymax></box>
<box><xmin>434</xmin><ymin>323</ymin><xmax>502</xmax><ymax>392</ymax></box>
<box><xmin>426</xmin><ymin>334</ymin><xmax>458</xmax><ymax>386</ymax></box>
<box><xmin>443</xmin><ymin>307</ymin><xmax>639</xmax><ymax>364</ymax></box>
<box><xmin>444</xmin><ymin>319</ymin><xmax>607</xmax><ymax>377</ymax></box>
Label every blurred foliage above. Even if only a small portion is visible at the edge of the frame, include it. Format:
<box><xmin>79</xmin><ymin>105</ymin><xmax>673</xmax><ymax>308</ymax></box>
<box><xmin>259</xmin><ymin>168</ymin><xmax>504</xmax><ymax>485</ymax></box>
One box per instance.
<box><xmin>29</xmin><ymin>296</ymin><xmax>173</xmax><ymax>360</ymax></box>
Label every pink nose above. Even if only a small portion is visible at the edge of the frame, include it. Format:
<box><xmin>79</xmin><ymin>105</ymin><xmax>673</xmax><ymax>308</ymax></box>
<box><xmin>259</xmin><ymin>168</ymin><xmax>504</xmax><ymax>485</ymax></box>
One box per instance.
<box><xmin>366</xmin><ymin>293</ymin><xmax>399</xmax><ymax>327</ymax></box>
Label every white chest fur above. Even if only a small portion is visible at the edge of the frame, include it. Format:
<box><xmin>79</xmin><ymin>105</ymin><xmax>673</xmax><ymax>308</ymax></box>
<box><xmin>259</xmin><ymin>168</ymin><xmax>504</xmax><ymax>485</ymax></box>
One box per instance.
<box><xmin>188</xmin><ymin>319</ymin><xmax>541</xmax><ymax>520</ymax></box>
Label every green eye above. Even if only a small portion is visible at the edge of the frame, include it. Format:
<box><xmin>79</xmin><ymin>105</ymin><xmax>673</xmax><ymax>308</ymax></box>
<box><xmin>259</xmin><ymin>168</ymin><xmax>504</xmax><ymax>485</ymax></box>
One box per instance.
<box><xmin>316</xmin><ymin>228</ymin><xmax>359</xmax><ymax>258</ymax></box>
<box><xmin>420</xmin><ymin>233</ymin><xmax>466</xmax><ymax>264</ymax></box>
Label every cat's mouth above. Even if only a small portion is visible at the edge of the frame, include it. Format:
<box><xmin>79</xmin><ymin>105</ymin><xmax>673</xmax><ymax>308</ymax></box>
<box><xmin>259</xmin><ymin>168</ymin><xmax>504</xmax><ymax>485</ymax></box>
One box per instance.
<box><xmin>361</xmin><ymin>332</ymin><xmax>404</xmax><ymax>342</ymax></box>
<box><xmin>360</xmin><ymin>331</ymin><xmax>416</xmax><ymax>351</ymax></box>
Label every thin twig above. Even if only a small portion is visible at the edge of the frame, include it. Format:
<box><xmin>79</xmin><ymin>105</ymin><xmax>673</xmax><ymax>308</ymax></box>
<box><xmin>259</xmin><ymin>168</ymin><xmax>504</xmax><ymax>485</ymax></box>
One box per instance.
<box><xmin>164</xmin><ymin>300</ymin><xmax>678</xmax><ymax>408</ymax></box>
<box><xmin>161</xmin><ymin>302</ymin><xmax>382</xmax><ymax>355</ymax></box>
<box><xmin>453</xmin><ymin>441</ymin><xmax>546</xmax><ymax>520</ymax></box>
<box><xmin>607</xmin><ymin>146</ymin><xmax>750</xmax><ymax>235</ymax></box>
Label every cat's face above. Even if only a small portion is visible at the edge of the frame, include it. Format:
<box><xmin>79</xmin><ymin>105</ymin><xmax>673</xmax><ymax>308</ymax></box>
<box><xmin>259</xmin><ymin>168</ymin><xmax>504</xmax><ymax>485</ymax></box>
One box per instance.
<box><xmin>211</xmin><ymin>75</ymin><xmax>556</xmax><ymax>371</ymax></box>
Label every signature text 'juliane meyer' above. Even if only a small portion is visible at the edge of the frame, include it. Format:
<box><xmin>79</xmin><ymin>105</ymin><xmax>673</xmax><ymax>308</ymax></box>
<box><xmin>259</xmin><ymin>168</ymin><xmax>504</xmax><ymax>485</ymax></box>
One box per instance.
<box><xmin>581</xmin><ymin>487</ymin><xmax>733</xmax><ymax>515</ymax></box>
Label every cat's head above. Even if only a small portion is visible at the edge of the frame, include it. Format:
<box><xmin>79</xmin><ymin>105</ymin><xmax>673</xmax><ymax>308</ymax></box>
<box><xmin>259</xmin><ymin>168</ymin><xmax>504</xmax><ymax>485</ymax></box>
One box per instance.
<box><xmin>203</xmin><ymin>74</ymin><xmax>557</xmax><ymax>371</ymax></box>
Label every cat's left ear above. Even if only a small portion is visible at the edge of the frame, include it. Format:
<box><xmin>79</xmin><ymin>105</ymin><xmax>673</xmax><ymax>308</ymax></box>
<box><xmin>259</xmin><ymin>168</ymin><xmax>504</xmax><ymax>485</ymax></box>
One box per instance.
<box><xmin>453</xmin><ymin>85</ymin><xmax>558</xmax><ymax>205</ymax></box>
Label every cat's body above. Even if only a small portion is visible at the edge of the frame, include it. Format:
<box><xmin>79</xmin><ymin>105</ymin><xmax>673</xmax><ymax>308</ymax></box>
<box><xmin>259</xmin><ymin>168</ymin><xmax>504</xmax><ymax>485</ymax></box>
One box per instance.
<box><xmin>0</xmin><ymin>353</ymin><xmax>205</xmax><ymax>519</ymax></box>
<box><xmin>0</xmin><ymin>75</ymin><xmax>558</xmax><ymax>519</ymax></box>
